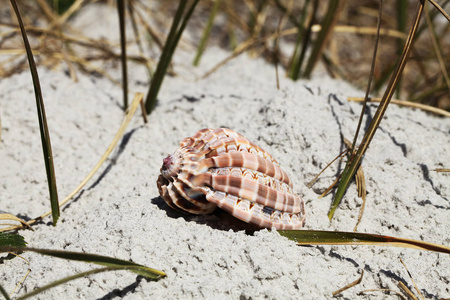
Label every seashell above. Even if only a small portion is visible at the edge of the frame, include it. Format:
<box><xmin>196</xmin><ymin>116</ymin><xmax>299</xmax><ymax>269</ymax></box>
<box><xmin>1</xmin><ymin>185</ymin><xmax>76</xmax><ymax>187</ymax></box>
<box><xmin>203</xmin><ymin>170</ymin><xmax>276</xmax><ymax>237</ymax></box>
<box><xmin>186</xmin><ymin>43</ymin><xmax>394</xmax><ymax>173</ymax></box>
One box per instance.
<box><xmin>157</xmin><ymin>128</ymin><xmax>306</xmax><ymax>230</ymax></box>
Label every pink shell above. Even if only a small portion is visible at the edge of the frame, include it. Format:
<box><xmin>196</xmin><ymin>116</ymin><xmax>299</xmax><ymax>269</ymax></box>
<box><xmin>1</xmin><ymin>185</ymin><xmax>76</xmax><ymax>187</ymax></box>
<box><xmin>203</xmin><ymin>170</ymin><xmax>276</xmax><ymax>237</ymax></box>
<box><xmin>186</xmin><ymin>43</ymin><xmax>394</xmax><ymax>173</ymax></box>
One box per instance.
<box><xmin>157</xmin><ymin>128</ymin><xmax>306</xmax><ymax>230</ymax></box>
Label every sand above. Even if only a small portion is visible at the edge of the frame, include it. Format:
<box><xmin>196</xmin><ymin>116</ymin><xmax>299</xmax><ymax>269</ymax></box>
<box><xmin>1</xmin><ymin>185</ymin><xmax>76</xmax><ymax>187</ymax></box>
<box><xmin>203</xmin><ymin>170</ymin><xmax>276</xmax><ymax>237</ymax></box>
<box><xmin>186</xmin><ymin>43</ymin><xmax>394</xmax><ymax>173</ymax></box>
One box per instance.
<box><xmin>1</xmin><ymin>3</ymin><xmax>449</xmax><ymax>299</ymax></box>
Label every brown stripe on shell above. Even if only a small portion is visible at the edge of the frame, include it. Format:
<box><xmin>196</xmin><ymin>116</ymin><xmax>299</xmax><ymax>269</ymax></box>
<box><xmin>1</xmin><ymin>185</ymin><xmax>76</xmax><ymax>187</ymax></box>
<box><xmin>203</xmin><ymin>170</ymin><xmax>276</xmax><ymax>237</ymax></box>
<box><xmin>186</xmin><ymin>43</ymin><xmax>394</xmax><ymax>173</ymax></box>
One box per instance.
<box><xmin>204</xmin><ymin>152</ymin><xmax>291</xmax><ymax>186</ymax></box>
<box><xmin>205</xmin><ymin>191</ymin><xmax>305</xmax><ymax>230</ymax></box>
<box><xmin>207</xmin><ymin>173</ymin><xmax>301</xmax><ymax>213</ymax></box>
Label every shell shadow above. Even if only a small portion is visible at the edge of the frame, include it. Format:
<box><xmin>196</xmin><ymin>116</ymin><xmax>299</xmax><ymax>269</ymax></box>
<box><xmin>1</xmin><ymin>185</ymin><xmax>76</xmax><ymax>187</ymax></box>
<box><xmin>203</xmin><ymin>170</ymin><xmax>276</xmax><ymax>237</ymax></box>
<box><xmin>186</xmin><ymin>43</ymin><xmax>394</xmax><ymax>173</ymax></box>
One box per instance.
<box><xmin>151</xmin><ymin>196</ymin><xmax>260</xmax><ymax>234</ymax></box>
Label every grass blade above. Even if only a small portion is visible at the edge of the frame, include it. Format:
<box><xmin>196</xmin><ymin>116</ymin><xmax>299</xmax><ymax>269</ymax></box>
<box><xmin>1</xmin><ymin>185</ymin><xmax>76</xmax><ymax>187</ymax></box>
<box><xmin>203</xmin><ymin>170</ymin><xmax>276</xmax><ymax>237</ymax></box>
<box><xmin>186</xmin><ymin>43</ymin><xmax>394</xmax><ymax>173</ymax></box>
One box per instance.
<box><xmin>332</xmin><ymin>270</ymin><xmax>364</xmax><ymax>296</ymax></box>
<box><xmin>349</xmin><ymin>0</ymin><xmax>382</xmax><ymax>150</ymax></box>
<box><xmin>22</xmin><ymin>93</ymin><xmax>145</xmax><ymax>228</ymax></box>
<box><xmin>348</xmin><ymin>97</ymin><xmax>450</xmax><ymax>118</ymax></box>
<box><xmin>9</xmin><ymin>0</ymin><xmax>60</xmax><ymax>225</ymax></box>
<box><xmin>399</xmin><ymin>259</ymin><xmax>424</xmax><ymax>300</ymax></box>
<box><xmin>278</xmin><ymin>230</ymin><xmax>450</xmax><ymax>253</ymax></box>
<box><xmin>0</xmin><ymin>213</ymin><xmax>31</xmax><ymax>231</ymax></box>
<box><xmin>0</xmin><ymin>246</ymin><xmax>165</xmax><ymax>280</ymax></box>
<box><xmin>303</xmin><ymin>0</ymin><xmax>343</xmax><ymax>78</ymax></box>
<box><xmin>328</xmin><ymin>1</ymin><xmax>425</xmax><ymax>220</ymax></box>
<box><xmin>14</xmin><ymin>266</ymin><xmax>156</xmax><ymax>300</ymax></box>
<box><xmin>193</xmin><ymin>0</ymin><xmax>221</xmax><ymax>66</ymax></box>
<box><xmin>427</xmin><ymin>0</ymin><xmax>450</xmax><ymax>21</ymax></box>
<box><xmin>1</xmin><ymin>94</ymin><xmax>144</xmax><ymax>232</ymax></box>
<box><xmin>0</xmin><ymin>285</ymin><xmax>11</xmax><ymax>300</ymax></box>
<box><xmin>1</xmin><ymin>94</ymin><xmax>144</xmax><ymax>231</ymax></box>
<box><xmin>145</xmin><ymin>0</ymin><xmax>200</xmax><ymax>114</ymax></box>
<box><xmin>117</xmin><ymin>0</ymin><xmax>129</xmax><ymax>110</ymax></box>
<box><xmin>424</xmin><ymin>2</ymin><xmax>450</xmax><ymax>92</ymax></box>
<box><xmin>288</xmin><ymin>0</ymin><xmax>313</xmax><ymax>80</ymax></box>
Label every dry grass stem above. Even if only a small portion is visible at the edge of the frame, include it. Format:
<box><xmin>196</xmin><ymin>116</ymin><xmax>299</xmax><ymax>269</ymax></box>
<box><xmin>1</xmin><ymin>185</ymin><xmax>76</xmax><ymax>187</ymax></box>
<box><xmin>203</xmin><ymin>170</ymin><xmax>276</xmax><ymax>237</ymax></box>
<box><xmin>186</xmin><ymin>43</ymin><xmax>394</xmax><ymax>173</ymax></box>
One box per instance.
<box><xmin>0</xmin><ymin>214</ymin><xmax>31</xmax><ymax>232</ymax></box>
<box><xmin>353</xmin><ymin>165</ymin><xmax>367</xmax><ymax>232</ymax></box>
<box><xmin>9</xmin><ymin>268</ymin><xmax>31</xmax><ymax>299</ymax></box>
<box><xmin>196</xmin><ymin>3</ymin><xmax>427</xmax><ymax>86</ymax></box>
<box><xmin>427</xmin><ymin>0</ymin><xmax>450</xmax><ymax>21</ymax></box>
<box><xmin>1</xmin><ymin>0</ymin><xmax>446</xmax><ymax>111</ymax></box>
<box><xmin>358</xmin><ymin>289</ymin><xmax>408</xmax><ymax>299</ymax></box>
<box><xmin>348</xmin><ymin>97</ymin><xmax>450</xmax><ymax>117</ymax></box>
<box><xmin>424</xmin><ymin>3</ymin><xmax>450</xmax><ymax>92</ymax></box>
<box><xmin>34</xmin><ymin>0</ymin><xmax>59</xmax><ymax>23</ymax></box>
<box><xmin>433</xmin><ymin>168</ymin><xmax>449</xmax><ymax>172</ymax></box>
<box><xmin>400</xmin><ymin>258</ymin><xmax>424</xmax><ymax>300</ymax></box>
<box><xmin>0</xmin><ymin>22</ymin><xmax>154</xmax><ymax>83</ymax></box>
<box><xmin>139</xmin><ymin>97</ymin><xmax>148</xmax><ymax>123</ymax></box>
<box><xmin>50</xmin><ymin>0</ymin><xmax>85</xmax><ymax>28</ymax></box>
<box><xmin>131</xmin><ymin>1</ymin><xmax>165</xmax><ymax>50</ymax></box>
<box><xmin>52</xmin><ymin>52</ymin><xmax>121</xmax><ymax>85</ymax></box>
<box><xmin>312</xmin><ymin>24</ymin><xmax>407</xmax><ymax>39</ymax></box>
<box><xmin>15</xmin><ymin>93</ymin><xmax>146</xmax><ymax>230</ymax></box>
<box><xmin>318</xmin><ymin>173</ymin><xmax>341</xmax><ymax>199</ymax></box>
<box><xmin>274</xmin><ymin>20</ymin><xmax>281</xmax><ymax>90</ymax></box>
<box><xmin>331</xmin><ymin>270</ymin><xmax>364</xmax><ymax>296</ymax></box>
<box><xmin>397</xmin><ymin>281</ymin><xmax>418</xmax><ymax>300</ymax></box>
<box><xmin>342</xmin><ymin>138</ymin><xmax>367</xmax><ymax>232</ymax></box>
<box><xmin>307</xmin><ymin>149</ymin><xmax>349</xmax><ymax>188</ymax></box>
<box><xmin>309</xmin><ymin>137</ymin><xmax>366</xmax><ymax>211</ymax></box>
<box><xmin>0</xmin><ymin>25</ymin><xmax>119</xmax><ymax>50</ymax></box>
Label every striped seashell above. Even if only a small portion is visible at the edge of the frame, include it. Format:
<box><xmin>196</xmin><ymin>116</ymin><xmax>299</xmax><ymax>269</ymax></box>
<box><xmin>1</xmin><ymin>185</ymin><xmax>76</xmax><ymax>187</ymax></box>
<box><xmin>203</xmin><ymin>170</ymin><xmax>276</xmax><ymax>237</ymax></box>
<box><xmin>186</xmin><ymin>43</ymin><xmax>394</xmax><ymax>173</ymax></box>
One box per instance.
<box><xmin>157</xmin><ymin>128</ymin><xmax>306</xmax><ymax>230</ymax></box>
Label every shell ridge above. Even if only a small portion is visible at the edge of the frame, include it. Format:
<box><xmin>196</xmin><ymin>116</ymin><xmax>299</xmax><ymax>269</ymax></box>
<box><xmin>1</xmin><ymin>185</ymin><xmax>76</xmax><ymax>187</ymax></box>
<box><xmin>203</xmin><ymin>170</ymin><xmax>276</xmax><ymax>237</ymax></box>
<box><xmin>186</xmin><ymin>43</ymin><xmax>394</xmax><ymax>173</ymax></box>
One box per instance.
<box><xmin>209</xmin><ymin>152</ymin><xmax>291</xmax><ymax>186</ymax></box>
<box><xmin>206</xmin><ymin>191</ymin><xmax>305</xmax><ymax>230</ymax></box>
<box><xmin>209</xmin><ymin>173</ymin><xmax>301</xmax><ymax>213</ymax></box>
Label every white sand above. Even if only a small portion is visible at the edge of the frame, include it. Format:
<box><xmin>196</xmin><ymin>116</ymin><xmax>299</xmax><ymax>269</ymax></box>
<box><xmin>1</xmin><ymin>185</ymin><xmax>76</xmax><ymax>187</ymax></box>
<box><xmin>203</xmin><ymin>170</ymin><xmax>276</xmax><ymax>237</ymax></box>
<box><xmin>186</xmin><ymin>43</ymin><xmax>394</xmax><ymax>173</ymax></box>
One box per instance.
<box><xmin>1</xmin><ymin>3</ymin><xmax>449</xmax><ymax>299</ymax></box>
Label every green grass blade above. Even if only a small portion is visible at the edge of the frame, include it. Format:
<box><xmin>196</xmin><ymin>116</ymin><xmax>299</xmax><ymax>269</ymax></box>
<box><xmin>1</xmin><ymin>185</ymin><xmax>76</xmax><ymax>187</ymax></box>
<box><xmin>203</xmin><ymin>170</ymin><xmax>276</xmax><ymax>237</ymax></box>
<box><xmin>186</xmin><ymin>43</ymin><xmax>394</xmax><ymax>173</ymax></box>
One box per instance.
<box><xmin>327</xmin><ymin>1</ymin><xmax>425</xmax><ymax>220</ymax></box>
<box><xmin>0</xmin><ymin>246</ymin><xmax>165</xmax><ymax>279</ymax></box>
<box><xmin>0</xmin><ymin>232</ymin><xmax>27</xmax><ymax>247</ymax></box>
<box><xmin>9</xmin><ymin>0</ymin><xmax>60</xmax><ymax>225</ymax></box>
<box><xmin>302</xmin><ymin>0</ymin><xmax>342</xmax><ymax>78</ymax></box>
<box><xmin>172</xmin><ymin>0</ymin><xmax>201</xmax><ymax>55</ymax></box>
<box><xmin>278</xmin><ymin>230</ymin><xmax>450</xmax><ymax>253</ymax></box>
<box><xmin>117</xmin><ymin>0</ymin><xmax>129</xmax><ymax>110</ymax></box>
<box><xmin>288</xmin><ymin>0</ymin><xmax>312</xmax><ymax>80</ymax></box>
<box><xmin>193</xmin><ymin>0</ymin><xmax>221</xmax><ymax>66</ymax></box>
<box><xmin>14</xmin><ymin>266</ymin><xmax>160</xmax><ymax>300</ymax></box>
<box><xmin>145</xmin><ymin>0</ymin><xmax>200</xmax><ymax>114</ymax></box>
<box><xmin>14</xmin><ymin>267</ymin><xmax>116</xmax><ymax>300</ymax></box>
<box><xmin>0</xmin><ymin>284</ymin><xmax>11</xmax><ymax>300</ymax></box>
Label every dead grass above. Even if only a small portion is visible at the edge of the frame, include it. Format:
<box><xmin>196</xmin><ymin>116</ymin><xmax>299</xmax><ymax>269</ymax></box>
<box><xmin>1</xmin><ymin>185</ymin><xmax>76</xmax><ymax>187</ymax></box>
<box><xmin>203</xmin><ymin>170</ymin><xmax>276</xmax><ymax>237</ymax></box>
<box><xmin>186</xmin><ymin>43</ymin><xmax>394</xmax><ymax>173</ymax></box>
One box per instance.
<box><xmin>0</xmin><ymin>0</ymin><xmax>448</xmax><ymax>109</ymax></box>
